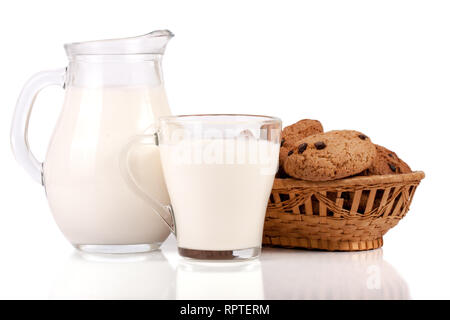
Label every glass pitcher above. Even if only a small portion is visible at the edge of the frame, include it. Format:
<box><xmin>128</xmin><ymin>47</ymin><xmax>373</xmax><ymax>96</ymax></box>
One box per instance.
<box><xmin>11</xmin><ymin>30</ymin><xmax>174</xmax><ymax>253</ymax></box>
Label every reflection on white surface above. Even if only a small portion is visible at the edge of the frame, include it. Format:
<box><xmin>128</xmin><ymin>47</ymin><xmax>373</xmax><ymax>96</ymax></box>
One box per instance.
<box><xmin>176</xmin><ymin>260</ymin><xmax>264</xmax><ymax>300</ymax></box>
<box><xmin>50</xmin><ymin>250</ymin><xmax>175</xmax><ymax>300</ymax></box>
<box><xmin>261</xmin><ymin>248</ymin><xmax>410</xmax><ymax>300</ymax></box>
<box><xmin>47</xmin><ymin>243</ymin><xmax>409</xmax><ymax>300</ymax></box>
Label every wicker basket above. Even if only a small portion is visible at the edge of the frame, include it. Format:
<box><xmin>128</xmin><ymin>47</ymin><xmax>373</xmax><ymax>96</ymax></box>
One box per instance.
<box><xmin>263</xmin><ymin>171</ymin><xmax>425</xmax><ymax>251</ymax></box>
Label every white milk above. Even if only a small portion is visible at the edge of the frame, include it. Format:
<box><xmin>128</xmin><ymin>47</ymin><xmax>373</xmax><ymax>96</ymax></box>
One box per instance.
<box><xmin>44</xmin><ymin>85</ymin><xmax>171</xmax><ymax>245</ymax></box>
<box><xmin>160</xmin><ymin>138</ymin><xmax>278</xmax><ymax>251</ymax></box>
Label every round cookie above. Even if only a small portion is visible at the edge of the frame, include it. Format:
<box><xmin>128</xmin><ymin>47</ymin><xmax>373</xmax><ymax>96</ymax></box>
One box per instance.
<box><xmin>282</xmin><ymin>119</ymin><xmax>324</xmax><ymax>142</ymax></box>
<box><xmin>283</xmin><ymin>130</ymin><xmax>377</xmax><ymax>181</ymax></box>
<box><xmin>364</xmin><ymin>145</ymin><xmax>412</xmax><ymax>175</ymax></box>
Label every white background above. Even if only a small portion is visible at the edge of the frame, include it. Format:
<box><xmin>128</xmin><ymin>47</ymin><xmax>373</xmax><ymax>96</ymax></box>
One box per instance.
<box><xmin>0</xmin><ymin>0</ymin><xmax>449</xmax><ymax>299</ymax></box>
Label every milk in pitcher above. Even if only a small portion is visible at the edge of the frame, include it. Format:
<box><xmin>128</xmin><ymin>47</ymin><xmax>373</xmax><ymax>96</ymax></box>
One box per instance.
<box><xmin>44</xmin><ymin>85</ymin><xmax>171</xmax><ymax>247</ymax></box>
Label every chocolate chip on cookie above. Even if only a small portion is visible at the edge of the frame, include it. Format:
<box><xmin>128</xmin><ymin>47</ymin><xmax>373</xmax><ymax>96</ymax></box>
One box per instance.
<box><xmin>314</xmin><ymin>141</ymin><xmax>326</xmax><ymax>150</ymax></box>
<box><xmin>288</xmin><ymin>150</ymin><xmax>294</xmax><ymax>156</ymax></box>
<box><xmin>298</xmin><ymin>143</ymin><xmax>308</xmax><ymax>154</ymax></box>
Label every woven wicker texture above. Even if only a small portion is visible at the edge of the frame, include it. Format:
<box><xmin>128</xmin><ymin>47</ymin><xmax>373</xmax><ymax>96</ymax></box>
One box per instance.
<box><xmin>263</xmin><ymin>171</ymin><xmax>425</xmax><ymax>251</ymax></box>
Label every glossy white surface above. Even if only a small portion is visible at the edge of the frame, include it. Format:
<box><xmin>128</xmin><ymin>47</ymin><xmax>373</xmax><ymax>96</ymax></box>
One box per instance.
<box><xmin>0</xmin><ymin>232</ymin><xmax>446</xmax><ymax>300</ymax></box>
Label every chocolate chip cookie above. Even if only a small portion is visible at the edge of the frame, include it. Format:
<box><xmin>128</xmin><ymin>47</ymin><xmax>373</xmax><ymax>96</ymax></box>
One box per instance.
<box><xmin>281</xmin><ymin>119</ymin><xmax>324</xmax><ymax>142</ymax></box>
<box><xmin>363</xmin><ymin>145</ymin><xmax>412</xmax><ymax>175</ymax></box>
<box><xmin>283</xmin><ymin>130</ymin><xmax>377</xmax><ymax>181</ymax></box>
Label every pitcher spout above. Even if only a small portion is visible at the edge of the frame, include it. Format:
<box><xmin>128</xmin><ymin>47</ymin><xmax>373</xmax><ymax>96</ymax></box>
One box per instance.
<box><xmin>64</xmin><ymin>30</ymin><xmax>174</xmax><ymax>57</ymax></box>
<box><xmin>139</xmin><ymin>29</ymin><xmax>174</xmax><ymax>54</ymax></box>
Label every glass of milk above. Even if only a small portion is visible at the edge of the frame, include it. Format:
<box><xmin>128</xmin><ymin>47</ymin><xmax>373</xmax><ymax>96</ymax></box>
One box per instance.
<box><xmin>122</xmin><ymin>115</ymin><xmax>281</xmax><ymax>260</ymax></box>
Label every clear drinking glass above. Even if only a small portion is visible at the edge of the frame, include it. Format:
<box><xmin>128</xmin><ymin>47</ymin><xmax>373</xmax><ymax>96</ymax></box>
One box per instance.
<box><xmin>122</xmin><ymin>114</ymin><xmax>281</xmax><ymax>260</ymax></box>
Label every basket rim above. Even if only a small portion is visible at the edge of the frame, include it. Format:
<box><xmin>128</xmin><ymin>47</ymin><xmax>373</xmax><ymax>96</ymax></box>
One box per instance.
<box><xmin>272</xmin><ymin>171</ymin><xmax>425</xmax><ymax>189</ymax></box>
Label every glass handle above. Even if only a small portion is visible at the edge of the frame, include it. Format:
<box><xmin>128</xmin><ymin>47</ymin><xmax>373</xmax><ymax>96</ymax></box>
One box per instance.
<box><xmin>119</xmin><ymin>131</ymin><xmax>176</xmax><ymax>235</ymax></box>
<box><xmin>10</xmin><ymin>68</ymin><xmax>66</xmax><ymax>185</ymax></box>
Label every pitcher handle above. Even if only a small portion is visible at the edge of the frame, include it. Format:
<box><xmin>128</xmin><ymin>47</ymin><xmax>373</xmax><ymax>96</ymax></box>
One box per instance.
<box><xmin>10</xmin><ymin>68</ymin><xmax>66</xmax><ymax>185</ymax></box>
<box><xmin>119</xmin><ymin>130</ymin><xmax>176</xmax><ymax>235</ymax></box>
